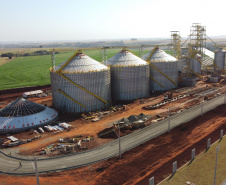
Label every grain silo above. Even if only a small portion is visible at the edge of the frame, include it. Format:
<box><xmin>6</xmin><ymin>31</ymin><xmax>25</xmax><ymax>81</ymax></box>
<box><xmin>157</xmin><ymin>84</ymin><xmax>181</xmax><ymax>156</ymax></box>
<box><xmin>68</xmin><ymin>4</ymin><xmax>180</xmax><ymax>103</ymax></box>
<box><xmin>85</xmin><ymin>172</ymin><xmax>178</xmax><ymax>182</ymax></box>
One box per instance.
<box><xmin>190</xmin><ymin>54</ymin><xmax>201</xmax><ymax>74</ymax></box>
<box><xmin>104</xmin><ymin>50</ymin><xmax>149</xmax><ymax>101</ymax></box>
<box><xmin>0</xmin><ymin>98</ymin><xmax>58</xmax><ymax>134</ymax></box>
<box><xmin>50</xmin><ymin>52</ymin><xmax>111</xmax><ymax>113</ymax></box>
<box><xmin>143</xmin><ymin>47</ymin><xmax>178</xmax><ymax>91</ymax></box>
<box><xmin>214</xmin><ymin>48</ymin><xmax>226</xmax><ymax>72</ymax></box>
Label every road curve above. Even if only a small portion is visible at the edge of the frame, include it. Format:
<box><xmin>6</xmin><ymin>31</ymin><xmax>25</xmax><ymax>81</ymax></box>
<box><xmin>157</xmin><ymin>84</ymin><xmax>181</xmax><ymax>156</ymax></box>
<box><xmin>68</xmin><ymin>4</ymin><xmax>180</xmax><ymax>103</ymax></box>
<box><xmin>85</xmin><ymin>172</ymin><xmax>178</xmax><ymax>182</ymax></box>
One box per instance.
<box><xmin>0</xmin><ymin>95</ymin><xmax>224</xmax><ymax>175</ymax></box>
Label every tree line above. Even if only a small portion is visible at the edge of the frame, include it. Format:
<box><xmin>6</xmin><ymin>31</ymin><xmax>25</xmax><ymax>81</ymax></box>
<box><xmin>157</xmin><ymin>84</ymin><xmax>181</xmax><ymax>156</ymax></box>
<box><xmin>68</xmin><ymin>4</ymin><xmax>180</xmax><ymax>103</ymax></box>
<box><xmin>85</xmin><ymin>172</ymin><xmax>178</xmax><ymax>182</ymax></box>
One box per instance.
<box><xmin>1</xmin><ymin>50</ymin><xmax>59</xmax><ymax>59</ymax></box>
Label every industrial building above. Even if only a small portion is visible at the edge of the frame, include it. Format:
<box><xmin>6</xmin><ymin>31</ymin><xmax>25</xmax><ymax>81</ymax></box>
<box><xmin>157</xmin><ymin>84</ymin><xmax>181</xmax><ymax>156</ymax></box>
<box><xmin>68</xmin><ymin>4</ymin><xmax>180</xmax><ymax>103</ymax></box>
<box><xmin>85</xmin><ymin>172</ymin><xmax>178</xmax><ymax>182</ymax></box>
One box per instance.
<box><xmin>104</xmin><ymin>50</ymin><xmax>149</xmax><ymax>101</ymax></box>
<box><xmin>0</xmin><ymin>98</ymin><xmax>58</xmax><ymax>134</ymax></box>
<box><xmin>143</xmin><ymin>47</ymin><xmax>178</xmax><ymax>91</ymax></box>
<box><xmin>50</xmin><ymin>52</ymin><xmax>111</xmax><ymax>113</ymax></box>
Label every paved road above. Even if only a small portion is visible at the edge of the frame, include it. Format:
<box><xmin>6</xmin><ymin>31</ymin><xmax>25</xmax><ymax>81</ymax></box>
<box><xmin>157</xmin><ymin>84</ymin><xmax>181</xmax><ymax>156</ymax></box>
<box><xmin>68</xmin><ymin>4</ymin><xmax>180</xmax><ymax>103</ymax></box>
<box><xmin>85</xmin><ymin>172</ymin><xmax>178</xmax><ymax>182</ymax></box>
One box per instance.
<box><xmin>0</xmin><ymin>95</ymin><xmax>224</xmax><ymax>175</ymax></box>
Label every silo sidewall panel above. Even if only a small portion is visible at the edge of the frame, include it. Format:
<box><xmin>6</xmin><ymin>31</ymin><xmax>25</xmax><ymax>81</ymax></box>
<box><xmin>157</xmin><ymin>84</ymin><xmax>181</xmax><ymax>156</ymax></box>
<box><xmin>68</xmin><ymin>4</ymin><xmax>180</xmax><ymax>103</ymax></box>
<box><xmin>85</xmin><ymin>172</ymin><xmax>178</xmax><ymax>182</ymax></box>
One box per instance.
<box><xmin>150</xmin><ymin>61</ymin><xmax>178</xmax><ymax>91</ymax></box>
<box><xmin>111</xmin><ymin>65</ymin><xmax>149</xmax><ymax>101</ymax></box>
<box><xmin>64</xmin><ymin>71</ymin><xmax>109</xmax><ymax>113</ymax></box>
<box><xmin>51</xmin><ymin>70</ymin><xmax>111</xmax><ymax>113</ymax></box>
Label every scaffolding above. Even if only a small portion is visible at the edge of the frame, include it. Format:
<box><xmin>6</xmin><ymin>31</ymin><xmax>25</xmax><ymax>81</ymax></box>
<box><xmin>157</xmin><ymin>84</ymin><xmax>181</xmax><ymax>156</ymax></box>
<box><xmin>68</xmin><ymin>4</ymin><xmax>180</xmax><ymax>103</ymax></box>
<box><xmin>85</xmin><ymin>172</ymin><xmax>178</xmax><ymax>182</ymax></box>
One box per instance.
<box><xmin>188</xmin><ymin>23</ymin><xmax>206</xmax><ymax>77</ymax></box>
<box><xmin>171</xmin><ymin>31</ymin><xmax>181</xmax><ymax>59</ymax></box>
<box><xmin>189</xmin><ymin>23</ymin><xmax>206</xmax><ymax>59</ymax></box>
<box><xmin>100</xmin><ymin>46</ymin><xmax>108</xmax><ymax>63</ymax></box>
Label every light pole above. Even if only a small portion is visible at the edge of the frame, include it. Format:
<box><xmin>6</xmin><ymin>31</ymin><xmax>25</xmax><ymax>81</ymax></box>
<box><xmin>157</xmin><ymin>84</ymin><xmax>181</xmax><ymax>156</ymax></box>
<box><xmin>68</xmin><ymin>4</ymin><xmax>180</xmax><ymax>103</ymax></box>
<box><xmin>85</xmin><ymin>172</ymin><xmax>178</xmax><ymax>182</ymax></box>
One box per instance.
<box><xmin>201</xmin><ymin>97</ymin><xmax>204</xmax><ymax>116</ymax></box>
<box><xmin>34</xmin><ymin>156</ymin><xmax>40</xmax><ymax>185</ymax></box>
<box><xmin>168</xmin><ymin>107</ymin><xmax>171</xmax><ymax>133</ymax></box>
<box><xmin>112</xmin><ymin>122</ymin><xmax>122</xmax><ymax>158</ymax></box>
<box><xmin>224</xmin><ymin>88</ymin><xmax>226</xmax><ymax>104</ymax></box>
<box><xmin>214</xmin><ymin>145</ymin><xmax>220</xmax><ymax>185</ymax></box>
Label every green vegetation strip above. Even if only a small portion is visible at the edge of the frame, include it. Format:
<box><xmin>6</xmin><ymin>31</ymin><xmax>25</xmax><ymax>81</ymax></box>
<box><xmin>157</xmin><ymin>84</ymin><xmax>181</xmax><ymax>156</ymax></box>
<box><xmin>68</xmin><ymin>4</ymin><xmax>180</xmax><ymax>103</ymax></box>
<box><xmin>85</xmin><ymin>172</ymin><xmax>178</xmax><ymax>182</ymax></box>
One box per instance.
<box><xmin>159</xmin><ymin>137</ymin><xmax>226</xmax><ymax>185</ymax></box>
<box><xmin>0</xmin><ymin>48</ymin><xmax>151</xmax><ymax>90</ymax></box>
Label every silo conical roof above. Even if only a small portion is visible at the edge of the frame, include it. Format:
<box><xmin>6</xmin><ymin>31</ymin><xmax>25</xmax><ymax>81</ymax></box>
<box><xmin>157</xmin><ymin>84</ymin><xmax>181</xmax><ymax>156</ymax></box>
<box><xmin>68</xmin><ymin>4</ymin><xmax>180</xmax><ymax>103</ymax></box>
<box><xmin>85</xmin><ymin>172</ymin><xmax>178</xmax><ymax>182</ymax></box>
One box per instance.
<box><xmin>55</xmin><ymin>53</ymin><xmax>108</xmax><ymax>73</ymax></box>
<box><xmin>143</xmin><ymin>48</ymin><xmax>177</xmax><ymax>62</ymax></box>
<box><xmin>0</xmin><ymin>98</ymin><xmax>45</xmax><ymax>117</ymax></box>
<box><xmin>104</xmin><ymin>50</ymin><xmax>148</xmax><ymax>66</ymax></box>
<box><xmin>0</xmin><ymin>98</ymin><xmax>58</xmax><ymax>132</ymax></box>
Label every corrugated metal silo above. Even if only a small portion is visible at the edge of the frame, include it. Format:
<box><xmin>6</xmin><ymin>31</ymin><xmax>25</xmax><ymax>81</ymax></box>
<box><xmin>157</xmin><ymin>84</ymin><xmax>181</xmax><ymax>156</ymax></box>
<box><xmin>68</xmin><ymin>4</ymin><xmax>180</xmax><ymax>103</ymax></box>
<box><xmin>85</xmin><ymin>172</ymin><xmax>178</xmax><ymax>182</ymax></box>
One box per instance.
<box><xmin>143</xmin><ymin>47</ymin><xmax>178</xmax><ymax>91</ymax></box>
<box><xmin>50</xmin><ymin>52</ymin><xmax>111</xmax><ymax>113</ymax></box>
<box><xmin>214</xmin><ymin>48</ymin><xmax>225</xmax><ymax>71</ymax></box>
<box><xmin>190</xmin><ymin>54</ymin><xmax>201</xmax><ymax>74</ymax></box>
<box><xmin>104</xmin><ymin>50</ymin><xmax>149</xmax><ymax>101</ymax></box>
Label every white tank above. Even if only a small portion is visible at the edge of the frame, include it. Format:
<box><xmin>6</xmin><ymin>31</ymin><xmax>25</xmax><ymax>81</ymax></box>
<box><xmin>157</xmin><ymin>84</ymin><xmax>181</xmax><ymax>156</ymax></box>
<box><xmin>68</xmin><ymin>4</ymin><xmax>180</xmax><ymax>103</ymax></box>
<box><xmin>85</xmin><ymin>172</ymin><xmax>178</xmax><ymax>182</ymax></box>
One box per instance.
<box><xmin>190</xmin><ymin>54</ymin><xmax>201</xmax><ymax>74</ymax></box>
<box><xmin>214</xmin><ymin>48</ymin><xmax>225</xmax><ymax>71</ymax></box>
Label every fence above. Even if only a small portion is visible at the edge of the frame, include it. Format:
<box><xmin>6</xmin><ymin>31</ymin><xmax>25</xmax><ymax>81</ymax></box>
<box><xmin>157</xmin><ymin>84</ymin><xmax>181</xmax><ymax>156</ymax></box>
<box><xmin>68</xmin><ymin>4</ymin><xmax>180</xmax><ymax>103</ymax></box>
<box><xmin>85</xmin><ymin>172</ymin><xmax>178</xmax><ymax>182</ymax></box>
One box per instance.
<box><xmin>0</xmin><ymin>94</ymin><xmax>225</xmax><ymax>175</ymax></box>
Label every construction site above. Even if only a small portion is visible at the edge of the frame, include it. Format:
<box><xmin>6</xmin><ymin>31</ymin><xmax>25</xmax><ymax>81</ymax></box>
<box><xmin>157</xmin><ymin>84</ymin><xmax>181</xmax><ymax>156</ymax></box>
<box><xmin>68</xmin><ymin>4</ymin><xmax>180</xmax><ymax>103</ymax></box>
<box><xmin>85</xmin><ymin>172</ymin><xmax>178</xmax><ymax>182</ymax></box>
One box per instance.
<box><xmin>1</xmin><ymin>23</ymin><xmax>226</xmax><ymax>184</ymax></box>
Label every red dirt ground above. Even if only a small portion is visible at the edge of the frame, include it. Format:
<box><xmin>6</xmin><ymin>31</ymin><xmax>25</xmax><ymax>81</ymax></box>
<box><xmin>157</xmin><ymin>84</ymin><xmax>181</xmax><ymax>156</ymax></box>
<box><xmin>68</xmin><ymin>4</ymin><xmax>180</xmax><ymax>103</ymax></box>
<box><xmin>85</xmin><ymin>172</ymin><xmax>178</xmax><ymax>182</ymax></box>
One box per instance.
<box><xmin>0</xmin><ymin>82</ymin><xmax>226</xmax><ymax>184</ymax></box>
<box><xmin>0</xmin><ymin>101</ymin><xmax>226</xmax><ymax>185</ymax></box>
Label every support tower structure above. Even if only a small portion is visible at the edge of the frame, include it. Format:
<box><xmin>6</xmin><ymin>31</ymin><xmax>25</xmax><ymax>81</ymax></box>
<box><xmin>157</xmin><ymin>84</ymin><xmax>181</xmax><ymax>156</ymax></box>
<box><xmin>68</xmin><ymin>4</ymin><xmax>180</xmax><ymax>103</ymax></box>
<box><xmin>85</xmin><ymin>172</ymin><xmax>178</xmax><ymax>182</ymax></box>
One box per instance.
<box><xmin>171</xmin><ymin>31</ymin><xmax>181</xmax><ymax>59</ymax></box>
<box><xmin>189</xmin><ymin>23</ymin><xmax>206</xmax><ymax>60</ymax></box>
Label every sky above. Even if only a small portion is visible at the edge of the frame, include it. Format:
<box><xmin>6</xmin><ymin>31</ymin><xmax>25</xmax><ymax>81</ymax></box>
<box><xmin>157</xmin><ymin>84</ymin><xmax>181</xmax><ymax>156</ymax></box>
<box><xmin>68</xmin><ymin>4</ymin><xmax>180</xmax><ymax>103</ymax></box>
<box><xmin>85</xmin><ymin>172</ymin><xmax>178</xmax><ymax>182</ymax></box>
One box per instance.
<box><xmin>1</xmin><ymin>0</ymin><xmax>226</xmax><ymax>42</ymax></box>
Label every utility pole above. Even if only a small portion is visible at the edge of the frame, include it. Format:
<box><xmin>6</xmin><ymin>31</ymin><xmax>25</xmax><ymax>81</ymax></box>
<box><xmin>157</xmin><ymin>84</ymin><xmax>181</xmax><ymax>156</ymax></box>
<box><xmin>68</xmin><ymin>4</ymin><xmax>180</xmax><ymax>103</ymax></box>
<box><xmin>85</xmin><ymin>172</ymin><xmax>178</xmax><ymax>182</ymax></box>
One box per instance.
<box><xmin>51</xmin><ymin>50</ymin><xmax>55</xmax><ymax>72</ymax></box>
<box><xmin>224</xmin><ymin>88</ymin><xmax>226</xmax><ymax>104</ymax></box>
<box><xmin>118</xmin><ymin>123</ymin><xmax>121</xmax><ymax>158</ymax></box>
<box><xmin>113</xmin><ymin>123</ymin><xmax>122</xmax><ymax>158</ymax></box>
<box><xmin>34</xmin><ymin>157</ymin><xmax>40</xmax><ymax>185</ymax></box>
<box><xmin>201</xmin><ymin>97</ymin><xmax>204</xmax><ymax>116</ymax></box>
<box><xmin>168</xmin><ymin>107</ymin><xmax>171</xmax><ymax>133</ymax></box>
<box><xmin>139</xmin><ymin>44</ymin><xmax>144</xmax><ymax>58</ymax></box>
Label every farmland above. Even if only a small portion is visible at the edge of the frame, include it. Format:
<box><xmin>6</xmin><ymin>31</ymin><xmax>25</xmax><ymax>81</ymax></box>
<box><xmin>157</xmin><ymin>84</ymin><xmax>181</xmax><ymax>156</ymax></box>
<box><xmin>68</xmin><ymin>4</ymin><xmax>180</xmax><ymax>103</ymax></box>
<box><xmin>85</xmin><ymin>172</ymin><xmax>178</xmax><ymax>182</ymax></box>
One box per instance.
<box><xmin>0</xmin><ymin>48</ymin><xmax>151</xmax><ymax>90</ymax></box>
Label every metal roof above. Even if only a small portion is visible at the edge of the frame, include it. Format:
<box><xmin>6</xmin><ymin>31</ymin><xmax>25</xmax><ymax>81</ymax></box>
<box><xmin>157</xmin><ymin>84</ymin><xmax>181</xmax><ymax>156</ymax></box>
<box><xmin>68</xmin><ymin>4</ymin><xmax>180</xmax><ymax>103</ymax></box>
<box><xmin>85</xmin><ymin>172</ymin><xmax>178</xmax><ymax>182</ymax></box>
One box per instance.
<box><xmin>143</xmin><ymin>49</ymin><xmax>177</xmax><ymax>62</ymax></box>
<box><xmin>0</xmin><ymin>98</ymin><xmax>58</xmax><ymax>130</ymax></box>
<box><xmin>0</xmin><ymin>98</ymin><xmax>46</xmax><ymax>117</ymax></box>
<box><xmin>55</xmin><ymin>53</ymin><xmax>108</xmax><ymax>73</ymax></box>
<box><xmin>104</xmin><ymin>50</ymin><xmax>148</xmax><ymax>66</ymax></box>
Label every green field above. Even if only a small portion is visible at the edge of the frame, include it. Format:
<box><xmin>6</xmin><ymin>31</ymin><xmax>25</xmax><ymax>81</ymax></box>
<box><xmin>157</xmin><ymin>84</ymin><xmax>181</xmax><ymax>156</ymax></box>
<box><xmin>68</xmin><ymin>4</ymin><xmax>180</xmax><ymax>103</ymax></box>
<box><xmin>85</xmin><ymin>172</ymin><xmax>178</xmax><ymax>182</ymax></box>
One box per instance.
<box><xmin>0</xmin><ymin>57</ymin><xmax>13</xmax><ymax>66</ymax></box>
<box><xmin>159</xmin><ymin>137</ymin><xmax>226</xmax><ymax>185</ymax></box>
<box><xmin>0</xmin><ymin>49</ymin><xmax>151</xmax><ymax>90</ymax></box>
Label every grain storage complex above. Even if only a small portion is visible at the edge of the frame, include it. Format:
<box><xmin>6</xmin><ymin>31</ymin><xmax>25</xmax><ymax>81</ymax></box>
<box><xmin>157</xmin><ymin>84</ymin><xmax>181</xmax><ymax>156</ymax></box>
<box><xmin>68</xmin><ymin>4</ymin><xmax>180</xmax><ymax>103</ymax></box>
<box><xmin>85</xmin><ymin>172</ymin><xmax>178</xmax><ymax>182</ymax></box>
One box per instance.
<box><xmin>50</xmin><ymin>52</ymin><xmax>111</xmax><ymax>113</ymax></box>
<box><xmin>0</xmin><ymin>98</ymin><xmax>58</xmax><ymax>134</ymax></box>
<box><xmin>104</xmin><ymin>50</ymin><xmax>149</xmax><ymax>101</ymax></box>
<box><xmin>143</xmin><ymin>47</ymin><xmax>178</xmax><ymax>91</ymax></box>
